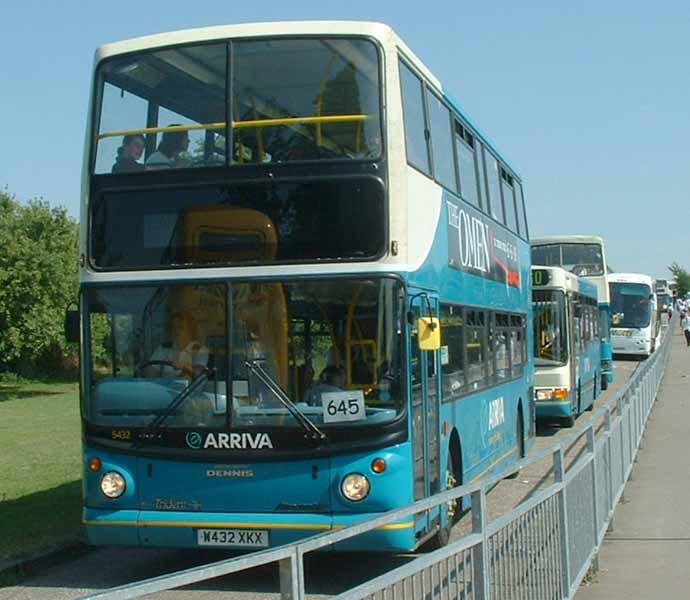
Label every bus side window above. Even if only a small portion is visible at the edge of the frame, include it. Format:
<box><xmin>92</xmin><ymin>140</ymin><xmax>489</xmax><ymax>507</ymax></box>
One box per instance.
<box><xmin>399</xmin><ymin>60</ymin><xmax>431</xmax><ymax>175</ymax></box>
<box><xmin>427</xmin><ymin>91</ymin><xmax>457</xmax><ymax>193</ymax></box>
<box><xmin>465</xmin><ymin>309</ymin><xmax>487</xmax><ymax>391</ymax></box>
<box><xmin>510</xmin><ymin>314</ymin><xmax>524</xmax><ymax>378</ymax></box>
<box><xmin>494</xmin><ymin>312</ymin><xmax>511</xmax><ymax>380</ymax></box>
<box><xmin>440</xmin><ymin>304</ymin><xmax>465</xmax><ymax>398</ymax></box>
<box><xmin>454</xmin><ymin>121</ymin><xmax>482</xmax><ymax>210</ymax></box>
<box><xmin>516</xmin><ymin>182</ymin><xmax>529</xmax><ymax>239</ymax></box>
<box><xmin>483</xmin><ymin>149</ymin><xmax>504</xmax><ymax>224</ymax></box>
<box><xmin>501</xmin><ymin>168</ymin><xmax>519</xmax><ymax>234</ymax></box>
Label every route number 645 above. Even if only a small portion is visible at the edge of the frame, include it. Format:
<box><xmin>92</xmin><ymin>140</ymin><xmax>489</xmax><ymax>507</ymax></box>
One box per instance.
<box><xmin>321</xmin><ymin>390</ymin><xmax>366</xmax><ymax>423</ymax></box>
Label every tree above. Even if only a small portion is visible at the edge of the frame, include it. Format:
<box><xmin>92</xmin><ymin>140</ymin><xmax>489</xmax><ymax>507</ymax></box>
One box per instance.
<box><xmin>0</xmin><ymin>190</ymin><xmax>79</xmax><ymax>376</ymax></box>
<box><xmin>668</xmin><ymin>262</ymin><xmax>690</xmax><ymax>298</ymax></box>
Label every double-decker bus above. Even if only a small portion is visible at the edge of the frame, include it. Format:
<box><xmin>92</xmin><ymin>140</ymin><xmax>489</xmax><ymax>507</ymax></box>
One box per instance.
<box><xmin>72</xmin><ymin>21</ymin><xmax>533</xmax><ymax>553</ymax></box>
<box><xmin>609</xmin><ymin>273</ymin><xmax>658</xmax><ymax>357</ymax></box>
<box><xmin>530</xmin><ymin>236</ymin><xmax>613</xmax><ymax>390</ymax></box>
<box><xmin>532</xmin><ymin>267</ymin><xmax>601</xmax><ymax>427</ymax></box>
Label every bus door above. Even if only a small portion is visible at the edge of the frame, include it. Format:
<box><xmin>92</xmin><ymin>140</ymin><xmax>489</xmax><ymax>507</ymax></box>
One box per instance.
<box><xmin>409</xmin><ymin>293</ymin><xmax>441</xmax><ymax>535</ymax></box>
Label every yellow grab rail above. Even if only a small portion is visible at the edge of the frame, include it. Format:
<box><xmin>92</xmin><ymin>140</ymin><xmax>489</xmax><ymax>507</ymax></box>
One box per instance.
<box><xmin>96</xmin><ymin>114</ymin><xmax>370</xmax><ymax>141</ymax></box>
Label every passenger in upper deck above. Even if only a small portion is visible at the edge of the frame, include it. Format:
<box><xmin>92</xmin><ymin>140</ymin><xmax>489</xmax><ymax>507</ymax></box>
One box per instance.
<box><xmin>111</xmin><ymin>134</ymin><xmax>145</xmax><ymax>173</ymax></box>
<box><xmin>145</xmin><ymin>126</ymin><xmax>191</xmax><ymax>170</ymax></box>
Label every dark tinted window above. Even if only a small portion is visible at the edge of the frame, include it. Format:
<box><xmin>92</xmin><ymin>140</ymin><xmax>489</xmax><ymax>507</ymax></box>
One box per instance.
<box><xmin>465</xmin><ymin>309</ymin><xmax>486</xmax><ymax>391</ymax></box>
<box><xmin>91</xmin><ymin>179</ymin><xmax>385</xmax><ymax>269</ymax></box>
<box><xmin>440</xmin><ymin>304</ymin><xmax>464</xmax><ymax>398</ymax></box>
<box><xmin>399</xmin><ymin>61</ymin><xmax>430</xmax><ymax>174</ymax></box>
<box><xmin>516</xmin><ymin>182</ymin><xmax>528</xmax><ymax>239</ymax></box>
<box><xmin>455</xmin><ymin>123</ymin><xmax>481</xmax><ymax>209</ymax></box>
<box><xmin>427</xmin><ymin>92</ymin><xmax>456</xmax><ymax>191</ymax></box>
<box><xmin>483</xmin><ymin>149</ymin><xmax>504</xmax><ymax>223</ymax></box>
<box><xmin>501</xmin><ymin>169</ymin><xmax>518</xmax><ymax>233</ymax></box>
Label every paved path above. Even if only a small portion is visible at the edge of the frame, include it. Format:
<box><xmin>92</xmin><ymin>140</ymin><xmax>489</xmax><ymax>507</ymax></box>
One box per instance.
<box><xmin>577</xmin><ymin>325</ymin><xmax>690</xmax><ymax>599</ymax></box>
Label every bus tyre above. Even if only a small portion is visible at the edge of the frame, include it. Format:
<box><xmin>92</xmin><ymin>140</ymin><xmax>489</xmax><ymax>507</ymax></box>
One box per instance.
<box><xmin>601</xmin><ymin>374</ymin><xmax>609</xmax><ymax>391</ymax></box>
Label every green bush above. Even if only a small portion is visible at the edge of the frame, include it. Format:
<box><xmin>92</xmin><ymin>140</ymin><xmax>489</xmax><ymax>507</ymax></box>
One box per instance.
<box><xmin>0</xmin><ymin>190</ymin><xmax>79</xmax><ymax>377</ymax></box>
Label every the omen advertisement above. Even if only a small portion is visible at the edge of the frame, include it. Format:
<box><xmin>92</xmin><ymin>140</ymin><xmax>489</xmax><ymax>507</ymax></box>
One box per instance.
<box><xmin>446</xmin><ymin>197</ymin><xmax>521</xmax><ymax>288</ymax></box>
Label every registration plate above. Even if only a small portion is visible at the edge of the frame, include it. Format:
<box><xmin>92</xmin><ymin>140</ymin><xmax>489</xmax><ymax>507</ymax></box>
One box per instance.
<box><xmin>197</xmin><ymin>528</ymin><xmax>269</xmax><ymax>548</ymax></box>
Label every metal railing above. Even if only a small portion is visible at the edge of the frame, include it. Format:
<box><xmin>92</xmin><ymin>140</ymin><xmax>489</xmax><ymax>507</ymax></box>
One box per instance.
<box><xmin>77</xmin><ymin>326</ymin><xmax>672</xmax><ymax>600</ymax></box>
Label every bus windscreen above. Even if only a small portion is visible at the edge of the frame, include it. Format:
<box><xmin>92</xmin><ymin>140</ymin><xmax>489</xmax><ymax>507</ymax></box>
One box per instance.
<box><xmin>531</xmin><ymin>243</ymin><xmax>604</xmax><ymax>276</ymax></box>
<box><xmin>533</xmin><ymin>290</ymin><xmax>568</xmax><ymax>366</ymax></box>
<box><xmin>94</xmin><ymin>38</ymin><xmax>382</xmax><ymax>173</ymax></box>
<box><xmin>610</xmin><ymin>282</ymin><xmax>652</xmax><ymax>328</ymax></box>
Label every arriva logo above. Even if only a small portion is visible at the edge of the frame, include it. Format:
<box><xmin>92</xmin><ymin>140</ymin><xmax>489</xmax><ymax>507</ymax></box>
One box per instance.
<box><xmin>186</xmin><ymin>431</ymin><xmax>203</xmax><ymax>449</ymax></box>
<box><xmin>187</xmin><ymin>432</ymin><xmax>274</xmax><ymax>450</ymax></box>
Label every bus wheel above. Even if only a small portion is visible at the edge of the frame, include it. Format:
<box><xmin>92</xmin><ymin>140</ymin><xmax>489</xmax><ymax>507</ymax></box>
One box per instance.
<box><xmin>601</xmin><ymin>373</ymin><xmax>609</xmax><ymax>391</ymax></box>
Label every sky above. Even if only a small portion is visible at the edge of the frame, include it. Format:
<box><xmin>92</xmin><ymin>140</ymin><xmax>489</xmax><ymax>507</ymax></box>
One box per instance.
<box><xmin>1</xmin><ymin>0</ymin><xmax>689</xmax><ymax>279</ymax></box>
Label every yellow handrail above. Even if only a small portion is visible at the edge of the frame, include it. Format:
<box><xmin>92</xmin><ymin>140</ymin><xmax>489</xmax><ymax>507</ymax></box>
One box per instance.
<box><xmin>96</xmin><ymin>115</ymin><xmax>370</xmax><ymax>141</ymax></box>
<box><xmin>96</xmin><ymin>122</ymin><xmax>225</xmax><ymax>140</ymax></box>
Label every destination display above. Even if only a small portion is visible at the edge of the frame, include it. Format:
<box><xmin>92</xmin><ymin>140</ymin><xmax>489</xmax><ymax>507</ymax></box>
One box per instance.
<box><xmin>447</xmin><ymin>197</ymin><xmax>521</xmax><ymax>289</ymax></box>
<box><xmin>532</xmin><ymin>268</ymin><xmax>552</xmax><ymax>287</ymax></box>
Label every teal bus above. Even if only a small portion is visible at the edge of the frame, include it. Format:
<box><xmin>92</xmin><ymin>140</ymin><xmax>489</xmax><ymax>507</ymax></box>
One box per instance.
<box><xmin>531</xmin><ymin>236</ymin><xmax>613</xmax><ymax>390</ymax></box>
<box><xmin>72</xmin><ymin>21</ymin><xmax>533</xmax><ymax>553</ymax></box>
<box><xmin>532</xmin><ymin>266</ymin><xmax>601</xmax><ymax>426</ymax></box>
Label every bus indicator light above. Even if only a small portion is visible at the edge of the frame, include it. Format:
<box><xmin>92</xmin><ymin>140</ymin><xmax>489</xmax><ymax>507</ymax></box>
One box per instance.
<box><xmin>371</xmin><ymin>458</ymin><xmax>387</xmax><ymax>474</ymax></box>
<box><xmin>89</xmin><ymin>457</ymin><xmax>102</xmax><ymax>472</ymax></box>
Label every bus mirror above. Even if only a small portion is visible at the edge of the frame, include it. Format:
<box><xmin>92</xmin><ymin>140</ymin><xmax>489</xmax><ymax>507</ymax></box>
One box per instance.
<box><xmin>418</xmin><ymin>317</ymin><xmax>440</xmax><ymax>350</ymax></box>
<box><xmin>65</xmin><ymin>308</ymin><xmax>80</xmax><ymax>344</ymax></box>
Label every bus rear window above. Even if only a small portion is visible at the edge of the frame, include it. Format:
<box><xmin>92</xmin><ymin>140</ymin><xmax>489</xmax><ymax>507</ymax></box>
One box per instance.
<box><xmin>90</xmin><ymin>178</ymin><xmax>386</xmax><ymax>269</ymax></box>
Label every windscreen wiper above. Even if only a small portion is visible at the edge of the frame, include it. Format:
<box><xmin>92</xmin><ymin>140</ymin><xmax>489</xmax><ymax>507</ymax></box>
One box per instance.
<box><xmin>245</xmin><ymin>359</ymin><xmax>327</xmax><ymax>443</ymax></box>
<box><xmin>147</xmin><ymin>368</ymin><xmax>212</xmax><ymax>430</ymax></box>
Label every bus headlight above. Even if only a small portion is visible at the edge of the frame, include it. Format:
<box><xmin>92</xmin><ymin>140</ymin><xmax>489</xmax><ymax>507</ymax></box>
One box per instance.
<box><xmin>536</xmin><ymin>388</ymin><xmax>568</xmax><ymax>401</ymax></box>
<box><xmin>341</xmin><ymin>473</ymin><xmax>370</xmax><ymax>501</ymax></box>
<box><xmin>100</xmin><ymin>471</ymin><xmax>126</xmax><ymax>499</ymax></box>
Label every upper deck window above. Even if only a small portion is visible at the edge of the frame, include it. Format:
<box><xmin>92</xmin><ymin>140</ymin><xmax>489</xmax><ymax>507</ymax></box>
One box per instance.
<box><xmin>427</xmin><ymin>92</ymin><xmax>456</xmax><ymax>192</ymax></box>
<box><xmin>399</xmin><ymin>61</ymin><xmax>430</xmax><ymax>175</ymax></box>
<box><xmin>531</xmin><ymin>243</ymin><xmax>604</xmax><ymax>276</ymax></box>
<box><xmin>93</xmin><ymin>38</ymin><xmax>382</xmax><ymax>174</ymax></box>
<box><xmin>501</xmin><ymin>168</ymin><xmax>518</xmax><ymax>234</ymax></box>
<box><xmin>455</xmin><ymin>122</ymin><xmax>481</xmax><ymax>210</ymax></box>
<box><xmin>483</xmin><ymin>149</ymin><xmax>504</xmax><ymax>224</ymax></box>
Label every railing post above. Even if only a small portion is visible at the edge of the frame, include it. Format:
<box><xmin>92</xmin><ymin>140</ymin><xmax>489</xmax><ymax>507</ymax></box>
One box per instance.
<box><xmin>471</xmin><ymin>487</ymin><xmax>490</xmax><ymax>600</ymax></box>
<box><xmin>553</xmin><ymin>447</ymin><xmax>571</xmax><ymax>597</ymax></box>
<box><xmin>627</xmin><ymin>386</ymin><xmax>636</xmax><ymax>473</ymax></box>
<box><xmin>604</xmin><ymin>408</ymin><xmax>614</xmax><ymax>532</ymax></box>
<box><xmin>638</xmin><ymin>376</ymin><xmax>646</xmax><ymax>451</ymax></box>
<box><xmin>279</xmin><ymin>548</ymin><xmax>304</xmax><ymax>600</ymax></box>
<box><xmin>618</xmin><ymin>394</ymin><xmax>627</xmax><ymax>495</ymax></box>
<box><xmin>587</xmin><ymin>426</ymin><xmax>600</xmax><ymax>572</ymax></box>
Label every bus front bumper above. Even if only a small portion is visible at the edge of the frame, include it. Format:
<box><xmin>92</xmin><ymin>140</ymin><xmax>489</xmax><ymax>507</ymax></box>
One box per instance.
<box><xmin>83</xmin><ymin>507</ymin><xmax>417</xmax><ymax>552</ymax></box>
<box><xmin>535</xmin><ymin>399</ymin><xmax>574</xmax><ymax>419</ymax></box>
<box><xmin>612</xmin><ymin>338</ymin><xmax>651</xmax><ymax>356</ymax></box>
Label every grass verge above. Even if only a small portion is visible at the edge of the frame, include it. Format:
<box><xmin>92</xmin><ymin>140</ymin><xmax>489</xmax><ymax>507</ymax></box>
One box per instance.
<box><xmin>0</xmin><ymin>381</ymin><xmax>82</xmax><ymax>566</ymax></box>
